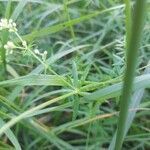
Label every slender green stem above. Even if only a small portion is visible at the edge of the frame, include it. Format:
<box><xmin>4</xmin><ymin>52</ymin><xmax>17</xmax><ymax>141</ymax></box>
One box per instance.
<box><xmin>115</xmin><ymin>1</ymin><xmax>147</xmax><ymax>150</ymax></box>
<box><xmin>124</xmin><ymin>0</ymin><xmax>132</xmax><ymax>60</ymax></box>
<box><xmin>14</xmin><ymin>31</ymin><xmax>74</xmax><ymax>89</ymax></box>
<box><xmin>64</xmin><ymin>0</ymin><xmax>76</xmax><ymax>43</ymax></box>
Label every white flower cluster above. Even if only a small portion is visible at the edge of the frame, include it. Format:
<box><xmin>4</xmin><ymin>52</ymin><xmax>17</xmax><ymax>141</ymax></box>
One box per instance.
<box><xmin>0</xmin><ymin>18</ymin><xmax>17</xmax><ymax>32</ymax></box>
<box><xmin>4</xmin><ymin>41</ymin><xmax>16</xmax><ymax>54</ymax></box>
<box><xmin>1</xmin><ymin>18</ymin><xmax>48</xmax><ymax>66</ymax></box>
<box><xmin>34</xmin><ymin>49</ymin><xmax>48</xmax><ymax>61</ymax></box>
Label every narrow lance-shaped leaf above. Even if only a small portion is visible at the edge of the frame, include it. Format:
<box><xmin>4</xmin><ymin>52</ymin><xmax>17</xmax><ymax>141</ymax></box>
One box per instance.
<box><xmin>0</xmin><ymin>74</ymin><xmax>68</xmax><ymax>87</ymax></box>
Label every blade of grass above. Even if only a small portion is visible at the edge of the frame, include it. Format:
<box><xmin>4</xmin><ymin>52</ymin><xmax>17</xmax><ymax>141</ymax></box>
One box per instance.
<box><xmin>11</xmin><ymin>0</ymin><xmax>28</xmax><ymax>21</ymax></box>
<box><xmin>20</xmin><ymin>4</ymin><xmax>124</xmax><ymax>41</ymax></box>
<box><xmin>24</xmin><ymin>89</ymin><xmax>70</xmax><ymax>108</ymax></box>
<box><xmin>0</xmin><ymin>91</ymin><xmax>76</xmax><ymax>137</ymax></box>
<box><xmin>0</xmin><ymin>118</ymin><xmax>21</xmax><ymax>150</ymax></box>
<box><xmin>0</xmin><ymin>94</ymin><xmax>73</xmax><ymax>149</ymax></box>
<box><xmin>5</xmin><ymin>0</ymin><xmax>12</xmax><ymax>18</ymax></box>
<box><xmin>29</xmin><ymin>120</ymin><xmax>74</xmax><ymax>150</ymax></box>
<box><xmin>114</xmin><ymin>1</ymin><xmax>147</xmax><ymax>149</ymax></box>
<box><xmin>82</xmin><ymin>74</ymin><xmax>150</xmax><ymax>101</ymax></box>
<box><xmin>72</xmin><ymin>61</ymin><xmax>79</xmax><ymax>120</ymax></box>
<box><xmin>109</xmin><ymin>63</ymin><xmax>150</xmax><ymax>150</ymax></box>
<box><xmin>53</xmin><ymin>112</ymin><xmax>117</xmax><ymax>134</ymax></box>
<box><xmin>0</xmin><ymin>74</ymin><xmax>149</xmax><ymax>143</ymax></box>
<box><xmin>23</xmin><ymin>74</ymin><xmax>150</xmax><ymax>118</ymax></box>
<box><xmin>0</xmin><ymin>74</ymin><xmax>68</xmax><ymax>87</ymax></box>
<box><xmin>63</xmin><ymin>0</ymin><xmax>76</xmax><ymax>44</ymax></box>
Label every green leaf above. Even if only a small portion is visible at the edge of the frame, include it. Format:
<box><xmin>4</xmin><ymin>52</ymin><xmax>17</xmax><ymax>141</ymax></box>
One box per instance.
<box><xmin>83</xmin><ymin>74</ymin><xmax>150</xmax><ymax>101</ymax></box>
<box><xmin>11</xmin><ymin>0</ymin><xmax>28</xmax><ymax>21</ymax></box>
<box><xmin>21</xmin><ymin>4</ymin><xmax>124</xmax><ymax>41</ymax></box>
<box><xmin>0</xmin><ymin>74</ymin><xmax>68</xmax><ymax>87</ymax></box>
<box><xmin>0</xmin><ymin>118</ymin><xmax>21</xmax><ymax>150</ymax></box>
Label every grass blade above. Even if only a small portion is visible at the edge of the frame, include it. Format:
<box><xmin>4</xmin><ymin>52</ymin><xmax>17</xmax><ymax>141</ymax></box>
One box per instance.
<box><xmin>0</xmin><ymin>118</ymin><xmax>21</xmax><ymax>150</ymax></box>
<box><xmin>11</xmin><ymin>0</ymin><xmax>28</xmax><ymax>21</ymax></box>
<box><xmin>83</xmin><ymin>74</ymin><xmax>150</xmax><ymax>101</ymax></box>
<box><xmin>72</xmin><ymin>61</ymin><xmax>79</xmax><ymax>120</ymax></box>
<box><xmin>114</xmin><ymin>1</ymin><xmax>147</xmax><ymax>149</ymax></box>
<box><xmin>109</xmin><ymin>64</ymin><xmax>150</xmax><ymax>150</ymax></box>
<box><xmin>0</xmin><ymin>91</ymin><xmax>76</xmax><ymax>137</ymax></box>
<box><xmin>0</xmin><ymin>74</ymin><xmax>68</xmax><ymax>87</ymax></box>
<box><xmin>21</xmin><ymin>4</ymin><xmax>124</xmax><ymax>41</ymax></box>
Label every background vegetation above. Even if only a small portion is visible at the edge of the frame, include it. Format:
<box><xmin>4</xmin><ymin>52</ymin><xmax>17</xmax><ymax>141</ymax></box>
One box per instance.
<box><xmin>0</xmin><ymin>0</ymin><xmax>150</xmax><ymax>150</ymax></box>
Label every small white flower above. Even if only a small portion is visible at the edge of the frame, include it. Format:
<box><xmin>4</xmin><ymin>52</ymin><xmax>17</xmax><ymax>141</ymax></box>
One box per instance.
<box><xmin>4</xmin><ymin>41</ymin><xmax>16</xmax><ymax>55</ymax></box>
<box><xmin>6</xmin><ymin>49</ymin><xmax>13</xmax><ymax>55</ymax></box>
<box><xmin>43</xmin><ymin>51</ymin><xmax>47</xmax><ymax>55</ymax></box>
<box><xmin>9</xmin><ymin>49</ymin><xmax>13</xmax><ymax>54</ymax></box>
<box><xmin>22</xmin><ymin>41</ymin><xmax>27</xmax><ymax>47</ymax></box>
<box><xmin>9</xmin><ymin>19</ymin><xmax>13</xmax><ymax>23</ymax></box>
<box><xmin>4</xmin><ymin>45</ymin><xmax>8</xmax><ymax>50</ymax></box>
<box><xmin>12</xmin><ymin>22</ymin><xmax>16</xmax><ymax>27</ymax></box>
<box><xmin>42</xmin><ymin>51</ymin><xmax>47</xmax><ymax>61</ymax></box>
<box><xmin>4</xmin><ymin>41</ymin><xmax>15</xmax><ymax>50</ymax></box>
<box><xmin>0</xmin><ymin>19</ymin><xmax>8</xmax><ymax>28</ymax></box>
<box><xmin>34</xmin><ymin>49</ymin><xmax>40</xmax><ymax>54</ymax></box>
<box><xmin>0</xmin><ymin>18</ymin><xmax>17</xmax><ymax>32</ymax></box>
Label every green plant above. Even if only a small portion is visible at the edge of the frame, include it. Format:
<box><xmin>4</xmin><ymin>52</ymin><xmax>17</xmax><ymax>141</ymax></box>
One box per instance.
<box><xmin>0</xmin><ymin>0</ymin><xmax>149</xmax><ymax>150</ymax></box>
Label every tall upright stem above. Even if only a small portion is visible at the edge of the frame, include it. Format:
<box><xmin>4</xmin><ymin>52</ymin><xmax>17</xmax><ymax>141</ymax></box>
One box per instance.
<box><xmin>115</xmin><ymin>1</ymin><xmax>147</xmax><ymax>150</ymax></box>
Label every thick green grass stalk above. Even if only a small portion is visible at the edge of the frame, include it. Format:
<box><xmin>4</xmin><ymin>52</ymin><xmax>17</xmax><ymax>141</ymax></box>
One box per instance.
<box><xmin>114</xmin><ymin>1</ymin><xmax>147</xmax><ymax>150</ymax></box>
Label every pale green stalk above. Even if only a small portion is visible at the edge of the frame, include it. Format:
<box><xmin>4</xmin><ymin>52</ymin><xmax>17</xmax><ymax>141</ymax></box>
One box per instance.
<box><xmin>115</xmin><ymin>1</ymin><xmax>147</xmax><ymax>150</ymax></box>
